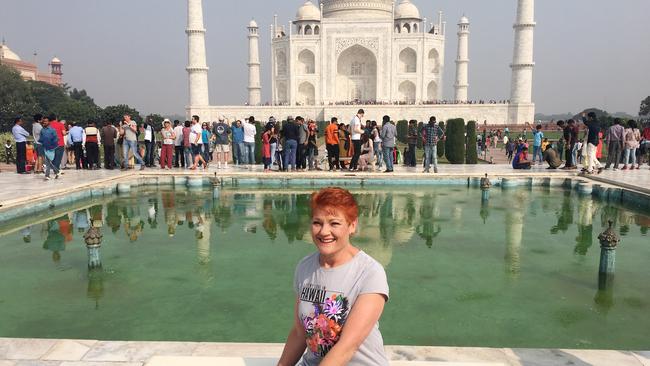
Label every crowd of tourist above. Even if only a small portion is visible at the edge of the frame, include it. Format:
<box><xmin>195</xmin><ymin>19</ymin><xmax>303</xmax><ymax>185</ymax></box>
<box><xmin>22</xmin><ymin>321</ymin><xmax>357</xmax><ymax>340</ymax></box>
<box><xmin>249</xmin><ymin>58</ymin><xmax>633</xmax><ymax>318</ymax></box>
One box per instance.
<box><xmin>6</xmin><ymin>110</ymin><xmax>650</xmax><ymax>179</ymax></box>
<box><xmin>507</xmin><ymin>113</ymin><xmax>650</xmax><ymax>173</ymax></box>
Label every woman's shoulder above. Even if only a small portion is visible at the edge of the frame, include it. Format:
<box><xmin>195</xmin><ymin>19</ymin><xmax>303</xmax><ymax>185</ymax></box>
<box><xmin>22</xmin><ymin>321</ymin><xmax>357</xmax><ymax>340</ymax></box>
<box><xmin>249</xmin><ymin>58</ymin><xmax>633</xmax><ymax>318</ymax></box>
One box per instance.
<box><xmin>296</xmin><ymin>252</ymin><xmax>320</xmax><ymax>271</ymax></box>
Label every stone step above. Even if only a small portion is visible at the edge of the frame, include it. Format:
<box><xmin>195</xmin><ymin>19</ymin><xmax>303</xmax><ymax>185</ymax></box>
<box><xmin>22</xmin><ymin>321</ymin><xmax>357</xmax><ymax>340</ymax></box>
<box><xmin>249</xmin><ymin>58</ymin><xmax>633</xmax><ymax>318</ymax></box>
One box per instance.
<box><xmin>145</xmin><ymin>356</ymin><xmax>506</xmax><ymax>366</ymax></box>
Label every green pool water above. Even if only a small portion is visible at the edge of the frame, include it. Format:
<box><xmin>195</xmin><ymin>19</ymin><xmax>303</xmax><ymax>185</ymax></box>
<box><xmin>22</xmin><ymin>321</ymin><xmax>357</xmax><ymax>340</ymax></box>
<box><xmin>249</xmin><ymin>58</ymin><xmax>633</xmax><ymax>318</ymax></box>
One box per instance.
<box><xmin>0</xmin><ymin>186</ymin><xmax>649</xmax><ymax>350</ymax></box>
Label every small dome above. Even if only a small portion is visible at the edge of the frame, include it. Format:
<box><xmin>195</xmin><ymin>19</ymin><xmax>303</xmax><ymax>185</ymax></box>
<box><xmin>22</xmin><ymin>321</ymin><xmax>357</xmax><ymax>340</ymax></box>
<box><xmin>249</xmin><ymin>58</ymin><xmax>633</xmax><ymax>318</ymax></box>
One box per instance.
<box><xmin>248</xmin><ymin>19</ymin><xmax>258</xmax><ymax>28</ymax></box>
<box><xmin>296</xmin><ymin>1</ymin><xmax>321</xmax><ymax>22</ymax></box>
<box><xmin>395</xmin><ymin>0</ymin><xmax>421</xmax><ymax>20</ymax></box>
<box><xmin>50</xmin><ymin>57</ymin><xmax>61</xmax><ymax>64</ymax></box>
<box><xmin>459</xmin><ymin>15</ymin><xmax>469</xmax><ymax>24</ymax></box>
<box><xmin>0</xmin><ymin>43</ymin><xmax>21</xmax><ymax>61</ymax></box>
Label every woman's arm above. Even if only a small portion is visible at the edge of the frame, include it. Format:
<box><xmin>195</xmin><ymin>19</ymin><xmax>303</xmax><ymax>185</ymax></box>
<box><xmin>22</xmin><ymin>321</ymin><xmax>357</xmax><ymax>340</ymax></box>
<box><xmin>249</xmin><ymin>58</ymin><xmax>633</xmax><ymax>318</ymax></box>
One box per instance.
<box><xmin>320</xmin><ymin>293</ymin><xmax>386</xmax><ymax>366</ymax></box>
<box><xmin>277</xmin><ymin>299</ymin><xmax>307</xmax><ymax>366</ymax></box>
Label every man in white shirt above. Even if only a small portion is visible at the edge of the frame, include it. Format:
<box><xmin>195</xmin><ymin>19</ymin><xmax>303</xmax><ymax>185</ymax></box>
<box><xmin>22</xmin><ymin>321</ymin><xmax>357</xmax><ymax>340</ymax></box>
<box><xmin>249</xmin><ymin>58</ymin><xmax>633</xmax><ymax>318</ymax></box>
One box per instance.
<box><xmin>349</xmin><ymin>109</ymin><xmax>365</xmax><ymax>171</ymax></box>
<box><xmin>173</xmin><ymin>120</ymin><xmax>185</xmax><ymax>168</ymax></box>
<box><xmin>243</xmin><ymin>116</ymin><xmax>257</xmax><ymax>165</ymax></box>
<box><xmin>190</xmin><ymin>115</ymin><xmax>208</xmax><ymax>170</ymax></box>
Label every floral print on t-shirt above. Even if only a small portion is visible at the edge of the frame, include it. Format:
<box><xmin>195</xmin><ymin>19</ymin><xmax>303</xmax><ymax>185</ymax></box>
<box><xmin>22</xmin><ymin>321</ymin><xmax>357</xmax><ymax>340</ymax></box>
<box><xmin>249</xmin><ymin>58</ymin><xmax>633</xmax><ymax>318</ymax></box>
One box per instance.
<box><xmin>301</xmin><ymin>293</ymin><xmax>349</xmax><ymax>357</ymax></box>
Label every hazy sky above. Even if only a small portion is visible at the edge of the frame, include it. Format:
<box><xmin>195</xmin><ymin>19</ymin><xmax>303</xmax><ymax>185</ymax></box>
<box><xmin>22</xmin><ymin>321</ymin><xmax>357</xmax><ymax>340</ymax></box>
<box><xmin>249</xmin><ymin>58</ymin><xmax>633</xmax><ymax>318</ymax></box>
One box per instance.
<box><xmin>1</xmin><ymin>0</ymin><xmax>648</xmax><ymax>116</ymax></box>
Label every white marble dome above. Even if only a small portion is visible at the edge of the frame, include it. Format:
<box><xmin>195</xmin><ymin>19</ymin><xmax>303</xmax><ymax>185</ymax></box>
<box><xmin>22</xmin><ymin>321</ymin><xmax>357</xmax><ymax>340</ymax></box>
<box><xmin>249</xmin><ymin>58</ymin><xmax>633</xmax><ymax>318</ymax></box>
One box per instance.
<box><xmin>321</xmin><ymin>0</ymin><xmax>393</xmax><ymax>19</ymax></box>
<box><xmin>395</xmin><ymin>0</ymin><xmax>421</xmax><ymax>20</ymax></box>
<box><xmin>296</xmin><ymin>1</ymin><xmax>321</xmax><ymax>22</ymax></box>
<box><xmin>248</xmin><ymin>19</ymin><xmax>258</xmax><ymax>28</ymax></box>
<box><xmin>459</xmin><ymin>15</ymin><xmax>470</xmax><ymax>24</ymax></box>
<box><xmin>0</xmin><ymin>43</ymin><xmax>21</xmax><ymax>61</ymax></box>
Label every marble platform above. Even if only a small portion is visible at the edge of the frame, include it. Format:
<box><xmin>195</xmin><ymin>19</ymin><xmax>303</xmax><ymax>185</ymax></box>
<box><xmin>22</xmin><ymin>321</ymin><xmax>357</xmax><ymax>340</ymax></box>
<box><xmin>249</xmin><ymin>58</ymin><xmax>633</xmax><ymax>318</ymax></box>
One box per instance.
<box><xmin>1</xmin><ymin>338</ymin><xmax>649</xmax><ymax>366</ymax></box>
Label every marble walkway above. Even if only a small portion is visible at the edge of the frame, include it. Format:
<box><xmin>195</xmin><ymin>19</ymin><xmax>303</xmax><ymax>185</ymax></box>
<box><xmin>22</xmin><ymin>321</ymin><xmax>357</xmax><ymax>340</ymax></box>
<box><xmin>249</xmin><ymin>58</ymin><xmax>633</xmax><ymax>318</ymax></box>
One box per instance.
<box><xmin>1</xmin><ymin>338</ymin><xmax>649</xmax><ymax>366</ymax></box>
<box><xmin>0</xmin><ymin>163</ymin><xmax>648</xmax><ymax>210</ymax></box>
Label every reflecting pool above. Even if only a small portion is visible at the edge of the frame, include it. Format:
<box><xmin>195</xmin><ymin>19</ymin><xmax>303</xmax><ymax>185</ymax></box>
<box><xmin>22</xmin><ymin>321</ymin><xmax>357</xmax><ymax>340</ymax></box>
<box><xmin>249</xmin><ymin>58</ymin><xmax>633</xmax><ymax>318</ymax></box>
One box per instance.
<box><xmin>0</xmin><ymin>186</ymin><xmax>648</xmax><ymax>350</ymax></box>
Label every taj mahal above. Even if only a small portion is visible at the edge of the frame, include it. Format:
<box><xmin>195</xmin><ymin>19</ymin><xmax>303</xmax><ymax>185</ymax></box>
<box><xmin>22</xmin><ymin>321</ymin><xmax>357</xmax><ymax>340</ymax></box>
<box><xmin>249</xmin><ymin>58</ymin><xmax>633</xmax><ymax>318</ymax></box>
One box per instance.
<box><xmin>186</xmin><ymin>0</ymin><xmax>536</xmax><ymax>125</ymax></box>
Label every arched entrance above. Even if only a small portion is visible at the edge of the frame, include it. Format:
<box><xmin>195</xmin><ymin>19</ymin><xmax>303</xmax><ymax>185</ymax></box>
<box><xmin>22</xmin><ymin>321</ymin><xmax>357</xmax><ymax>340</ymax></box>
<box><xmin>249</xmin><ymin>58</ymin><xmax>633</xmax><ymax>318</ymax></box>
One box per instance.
<box><xmin>336</xmin><ymin>45</ymin><xmax>377</xmax><ymax>103</ymax></box>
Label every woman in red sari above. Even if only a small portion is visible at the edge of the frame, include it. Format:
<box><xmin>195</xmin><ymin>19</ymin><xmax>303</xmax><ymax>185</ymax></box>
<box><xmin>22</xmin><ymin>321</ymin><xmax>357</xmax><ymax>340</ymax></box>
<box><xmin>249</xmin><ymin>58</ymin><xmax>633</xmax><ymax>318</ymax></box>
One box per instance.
<box><xmin>596</xmin><ymin>131</ymin><xmax>604</xmax><ymax>159</ymax></box>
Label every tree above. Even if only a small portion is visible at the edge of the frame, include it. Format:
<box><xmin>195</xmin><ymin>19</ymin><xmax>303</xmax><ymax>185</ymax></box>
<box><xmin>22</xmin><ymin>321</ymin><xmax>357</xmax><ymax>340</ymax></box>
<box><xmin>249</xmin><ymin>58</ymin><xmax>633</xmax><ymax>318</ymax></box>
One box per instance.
<box><xmin>396</xmin><ymin>120</ymin><xmax>408</xmax><ymax>144</ymax></box>
<box><xmin>466</xmin><ymin>121</ymin><xmax>478</xmax><ymax>164</ymax></box>
<box><xmin>445</xmin><ymin>119</ymin><xmax>465</xmax><ymax>164</ymax></box>
<box><xmin>101</xmin><ymin>105</ymin><xmax>142</xmax><ymax>125</ymax></box>
<box><xmin>0</xmin><ymin>65</ymin><xmax>37</xmax><ymax>131</ymax></box>
<box><xmin>436</xmin><ymin>121</ymin><xmax>445</xmax><ymax>158</ymax></box>
<box><xmin>641</xmin><ymin>96</ymin><xmax>650</xmax><ymax>117</ymax></box>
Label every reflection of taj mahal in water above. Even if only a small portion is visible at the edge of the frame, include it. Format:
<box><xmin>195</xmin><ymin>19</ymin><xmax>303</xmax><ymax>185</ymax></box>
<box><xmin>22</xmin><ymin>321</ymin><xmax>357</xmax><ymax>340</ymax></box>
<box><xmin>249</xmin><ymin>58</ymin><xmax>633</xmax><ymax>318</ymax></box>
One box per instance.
<box><xmin>186</xmin><ymin>0</ymin><xmax>536</xmax><ymax>124</ymax></box>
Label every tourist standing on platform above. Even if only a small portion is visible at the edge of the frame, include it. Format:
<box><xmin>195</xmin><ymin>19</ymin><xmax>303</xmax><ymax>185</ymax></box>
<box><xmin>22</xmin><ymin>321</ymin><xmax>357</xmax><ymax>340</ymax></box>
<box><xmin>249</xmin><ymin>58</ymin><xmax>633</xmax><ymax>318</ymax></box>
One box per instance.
<box><xmin>84</xmin><ymin>121</ymin><xmax>101</xmax><ymax>169</ymax></box>
<box><xmin>273</xmin><ymin>123</ymin><xmax>284</xmax><ymax>171</ymax></box>
<box><xmin>48</xmin><ymin>114</ymin><xmax>66</xmax><ymax>171</ymax></box>
<box><xmin>349</xmin><ymin>109</ymin><xmax>364</xmax><ymax>171</ymax></box>
<box><xmin>604</xmin><ymin>118</ymin><xmax>625</xmax><ymax>170</ymax></box>
<box><xmin>380</xmin><ymin>115</ymin><xmax>396</xmax><ymax>173</ymax></box>
<box><xmin>268</xmin><ymin>119</ymin><xmax>279</xmax><ymax>167</ymax></box>
<box><xmin>371</xmin><ymin>121</ymin><xmax>383</xmax><ymax>170</ymax></box>
<box><xmin>421</xmin><ymin>116</ymin><xmax>445</xmax><ymax>173</ymax></box>
<box><xmin>283</xmin><ymin>116</ymin><xmax>299</xmax><ymax>172</ymax></box>
<box><xmin>641</xmin><ymin>122</ymin><xmax>650</xmax><ymax>169</ymax></box>
<box><xmin>278</xmin><ymin>187</ymin><xmax>390</xmax><ymax>366</ymax></box>
<box><xmin>32</xmin><ymin>114</ymin><xmax>44</xmax><ymax>174</ymax></box>
<box><xmin>142</xmin><ymin>118</ymin><xmax>156</xmax><ymax>167</ymax></box>
<box><xmin>558</xmin><ymin>120</ymin><xmax>576</xmax><ymax>170</ymax></box>
<box><xmin>68</xmin><ymin>122</ymin><xmax>86</xmax><ymax>170</ymax></box>
<box><xmin>297</xmin><ymin>117</ymin><xmax>308</xmax><ymax>171</ymax></box>
<box><xmin>406</xmin><ymin>120</ymin><xmax>418</xmax><ymax>167</ymax></box>
<box><xmin>262</xmin><ymin>125</ymin><xmax>272</xmax><ymax>172</ymax></box>
<box><xmin>173</xmin><ymin>120</ymin><xmax>185</xmax><ymax>168</ymax></box>
<box><xmin>622</xmin><ymin>120</ymin><xmax>641</xmax><ymax>170</ymax></box>
<box><xmin>307</xmin><ymin>120</ymin><xmax>319</xmax><ymax>171</ymax></box>
<box><xmin>243</xmin><ymin>116</ymin><xmax>257</xmax><ymax>165</ymax></box>
<box><xmin>201</xmin><ymin>122</ymin><xmax>212</xmax><ymax>163</ymax></box>
<box><xmin>530</xmin><ymin>123</ymin><xmax>544</xmax><ymax>164</ymax></box>
<box><xmin>11</xmin><ymin>117</ymin><xmax>30</xmax><ymax>174</ymax></box>
<box><xmin>212</xmin><ymin>116</ymin><xmax>231</xmax><ymax>169</ymax></box>
<box><xmin>581</xmin><ymin>112</ymin><xmax>603</xmax><ymax>174</ymax></box>
<box><xmin>182</xmin><ymin>120</ymin><xmax>193</xmax><ymax>169</ymax></box>
<box><xmin>556</xmin><ymin>136</ymin><xmax>565</xmax><ymax>161</ymax></box>
<box><xmin>232</xmin><ymin>120</ymin><xmax>244</xmax><ymax>165</ymax></box>
<box><xmin>120</xmin><ymin>114</ymin><xmax>146</xmax><ymax>171</ymax></box>
<box><xmin>39</xmin><ymin>117</ymin><xmax>60</xmax><ymax>180</ymax></box>
<box><xmin>338</xmin><ymin>124</ymin><xmax>349</xmax><ymax>169</ymax></box>
<box><xmin>325</xmin><ymin>117</ymin><xmax>340</xmax><ymax>171</ymax></box>
<box><xmin>190</xmin><ymin>115</ymin><xmax>208</xmax><ymax>170</ymax></box>
<box><xmin>160</xmin><ymin>119</ymin><xmax>175</xmax><ymax>170</ymax></box>
<box><xmin>101</xmin><ymin>121</ymin><xmax>118</xmax><ymax>170</ymax></box>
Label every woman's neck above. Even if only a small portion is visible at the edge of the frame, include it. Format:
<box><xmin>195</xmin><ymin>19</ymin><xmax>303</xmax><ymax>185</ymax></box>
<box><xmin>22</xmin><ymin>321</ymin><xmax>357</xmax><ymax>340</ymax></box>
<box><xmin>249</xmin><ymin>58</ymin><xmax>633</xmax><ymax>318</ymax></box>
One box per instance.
<box><xmin>320</xmin><ymin>245</ymin><xmax>359</xmax><ymax>269</ymax></box>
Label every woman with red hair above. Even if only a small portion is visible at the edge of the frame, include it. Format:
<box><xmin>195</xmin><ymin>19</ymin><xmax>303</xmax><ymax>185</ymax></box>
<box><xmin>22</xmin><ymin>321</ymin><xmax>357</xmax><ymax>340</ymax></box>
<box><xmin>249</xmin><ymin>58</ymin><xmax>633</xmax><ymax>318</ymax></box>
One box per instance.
<box><xmin>278</xmin><ymin>187</ymin><xmax>389</xmax><ymax>366</ymax></box>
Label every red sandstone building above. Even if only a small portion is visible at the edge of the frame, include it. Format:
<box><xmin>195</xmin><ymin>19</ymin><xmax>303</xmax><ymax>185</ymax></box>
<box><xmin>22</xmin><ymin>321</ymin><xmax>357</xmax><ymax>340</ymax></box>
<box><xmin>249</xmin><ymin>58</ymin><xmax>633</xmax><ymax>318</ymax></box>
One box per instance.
<box><xmin>0</xmin><ymin>41</ymin><xmax>63</xmax><ymax>86</ymax></box>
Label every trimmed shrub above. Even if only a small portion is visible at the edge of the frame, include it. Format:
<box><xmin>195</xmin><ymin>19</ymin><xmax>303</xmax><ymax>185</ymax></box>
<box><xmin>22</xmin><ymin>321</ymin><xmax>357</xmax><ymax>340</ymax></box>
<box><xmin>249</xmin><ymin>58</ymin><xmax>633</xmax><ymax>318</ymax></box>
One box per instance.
<box><xmin>437</xmin><ymin>121</ymin><xmax>445</xmax><ymax>158</ymax></box>
<box><xmin>254</xmin><ymin>121</ymin><xmax>263</xmax><ymax>163</ymax></box>
<box><xmin>396</xmin><ymin>120</ymin><xmax>408</xmax><ymax>144</ymax></box>
<box><xmin>466</xmin><ymin>120</ymin><xmax>478</xmax><ymax>164</ymax></box>
<box><xmin>445</xmin><ymin>118</ymin><xmax>466</xmax><ymax>164</ymax></box>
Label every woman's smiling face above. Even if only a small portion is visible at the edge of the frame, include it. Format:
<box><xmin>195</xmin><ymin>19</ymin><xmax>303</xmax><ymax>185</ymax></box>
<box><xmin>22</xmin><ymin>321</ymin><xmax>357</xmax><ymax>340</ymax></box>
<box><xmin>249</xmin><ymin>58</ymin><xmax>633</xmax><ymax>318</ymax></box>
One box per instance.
<box><xmin>311</xmin><ymin>208</ymin><xmax>357</xmax><ymax>258</ymax></box>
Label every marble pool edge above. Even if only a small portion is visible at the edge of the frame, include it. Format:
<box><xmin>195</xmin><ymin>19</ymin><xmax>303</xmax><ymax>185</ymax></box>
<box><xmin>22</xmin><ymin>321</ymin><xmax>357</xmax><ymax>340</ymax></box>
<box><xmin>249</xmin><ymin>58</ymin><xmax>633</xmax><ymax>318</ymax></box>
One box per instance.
<box><xmin>0</xmin><ymin>338</ymin><xmax>649</xmax><ymax>366</ymax></box>
<box><xmin>0</xmin><ymin>173</ymin><xmax>648</xmax><ymax>225</ymax></box>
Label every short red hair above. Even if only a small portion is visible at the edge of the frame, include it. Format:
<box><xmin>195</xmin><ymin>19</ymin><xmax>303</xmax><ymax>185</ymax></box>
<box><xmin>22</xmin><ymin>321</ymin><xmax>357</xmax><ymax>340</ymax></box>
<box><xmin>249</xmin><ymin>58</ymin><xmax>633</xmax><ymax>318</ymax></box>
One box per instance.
<box><xmin>310</xmin><ymin>187</ymin><xmax>358</xmax><ymax>224</ymax></box>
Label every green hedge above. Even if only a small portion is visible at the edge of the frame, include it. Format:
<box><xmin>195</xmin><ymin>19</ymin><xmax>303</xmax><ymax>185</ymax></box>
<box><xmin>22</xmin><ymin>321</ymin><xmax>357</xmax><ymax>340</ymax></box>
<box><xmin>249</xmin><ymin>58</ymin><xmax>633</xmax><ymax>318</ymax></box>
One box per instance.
<box><xmin>437</xmin><ymin>121</ymin><xmax>445</xmax><ymax>158</ymax></box>
<box><xmin>466</xmin><ymin>120</ymin><xmax>478</xmax><ymax>164</ymax></box>
<box><xmin>445</xmin><ymin>118</ymin><xmax>465</xmax><ymax>164</ymax></box>
<box><xmin>254</xmin><ymin>121</ymin><xmax>263</xmax><ymax>163</ymax></box>
<box><xmin>396</xmin><ymin>120</ymin><xmax>408</xmax><ymax>144</ymax></box>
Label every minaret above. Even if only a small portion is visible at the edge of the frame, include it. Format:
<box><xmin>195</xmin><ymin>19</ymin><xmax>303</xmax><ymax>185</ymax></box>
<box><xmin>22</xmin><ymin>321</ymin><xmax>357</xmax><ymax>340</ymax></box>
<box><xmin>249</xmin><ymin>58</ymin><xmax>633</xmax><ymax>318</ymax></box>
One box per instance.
<box><xmin>247</xmin><ymin>19</ymin><xmax>262</xmax><ymax>106</ymax></box>
<box><xmin>186</xmin><ymin>0</ymin><xmax>210</xmax><ymax>107</ymax></box>
<box><xmin>454</xmin><ymin>16</ymin><xmax>470</xmax><ymax>102</ymax></box>
<box><xmin>510</xmin><ymin>0</ymin><xmax>535</xmax><ymax>104</ymax></box>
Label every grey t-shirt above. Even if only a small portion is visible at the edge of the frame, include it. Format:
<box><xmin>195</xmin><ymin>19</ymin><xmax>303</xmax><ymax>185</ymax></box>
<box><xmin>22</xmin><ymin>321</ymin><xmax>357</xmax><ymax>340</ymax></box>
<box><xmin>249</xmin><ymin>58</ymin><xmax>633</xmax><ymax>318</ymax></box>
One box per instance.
<box><xmin>123</xmin><ymin>121</ymin><xmax>138</xmax><ymax>142</ymax></box>
<box><xmin>32</xmin><ymin>123</ymin><xmax>43</xmax><ymax>145</ymax></box>
<box><xmin>294</xmin><ymin>251</ymin><xmax>389</xmax><ymax>366</ymax></box>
